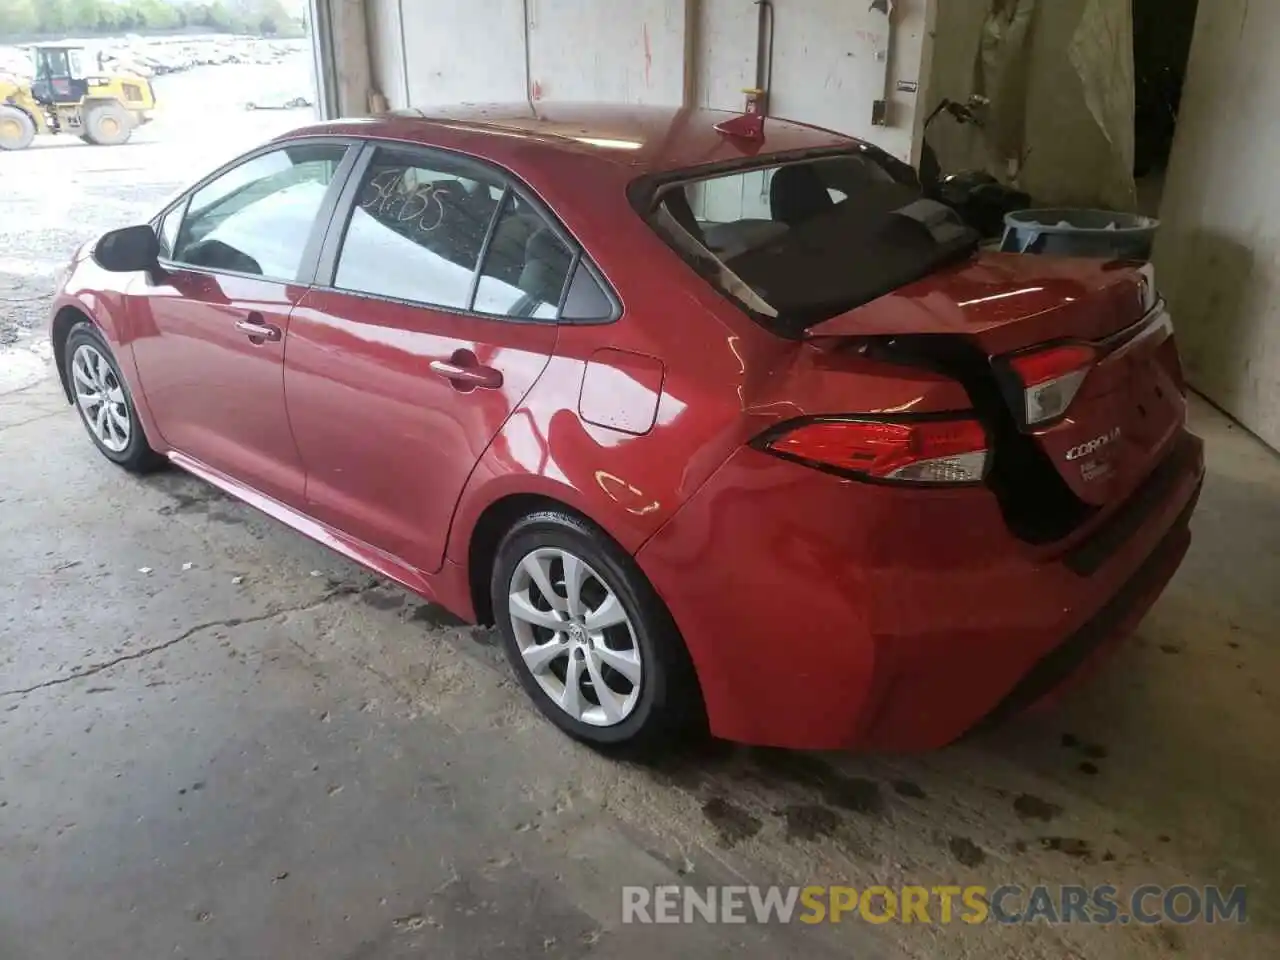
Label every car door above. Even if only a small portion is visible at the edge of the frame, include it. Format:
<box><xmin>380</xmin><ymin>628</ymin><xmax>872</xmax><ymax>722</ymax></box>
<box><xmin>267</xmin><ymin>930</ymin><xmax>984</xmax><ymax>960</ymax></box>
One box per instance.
<box><xmin>128</xmin><ymin>140</ymin><xmax>355</xmax><ymax>506</ymax></box>
<box><xmin>284</xmin><ymin>143</ymin><xmax>575</xmax><ymax>573</ymax></box>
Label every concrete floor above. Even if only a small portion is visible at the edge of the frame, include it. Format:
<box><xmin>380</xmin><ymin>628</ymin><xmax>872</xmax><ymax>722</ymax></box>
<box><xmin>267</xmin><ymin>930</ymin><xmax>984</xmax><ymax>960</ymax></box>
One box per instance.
<box><xmin>1</xmin><ymin>369</ymin><xmax>1277</xmax><ymax>960</ymax></box>
<box><xmin>2</xmin><ymin>67</ymin><xmax>1279</xmax><ymax>959</ymax></box>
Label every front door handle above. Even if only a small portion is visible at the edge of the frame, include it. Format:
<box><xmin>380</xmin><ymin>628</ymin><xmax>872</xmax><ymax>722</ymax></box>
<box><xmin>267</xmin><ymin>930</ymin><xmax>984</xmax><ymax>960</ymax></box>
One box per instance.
<box><xmin>430</xmin><ymin>358</ymin><xmax>503</xmax><ymax>391</ymax></box>
<box><xmin>236</xmin><ymin>318</ymin><xmax>282</xmax><ymax>343</ymax></box>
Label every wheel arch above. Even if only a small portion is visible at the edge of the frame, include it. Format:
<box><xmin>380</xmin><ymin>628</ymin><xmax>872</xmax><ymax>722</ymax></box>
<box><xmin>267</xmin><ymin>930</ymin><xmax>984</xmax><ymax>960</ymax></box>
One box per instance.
<box><xmin>1</xmin><ymin>102</ymin><xmax>39</xmax><ymax>128</ymax></box>
<box><xmin>464</xmin><ymin>491</ymin><xmax>607</xmax><ymax>627</ymax></box>
<box><xmin>52</xmin><ymin>304</ymin><xmax>95</xmax><ymax>402</ymax></box>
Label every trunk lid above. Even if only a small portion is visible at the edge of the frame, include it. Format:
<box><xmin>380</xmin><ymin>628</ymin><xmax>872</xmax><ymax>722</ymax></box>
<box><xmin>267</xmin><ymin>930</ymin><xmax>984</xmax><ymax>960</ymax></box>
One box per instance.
<box><xmin>804</xmin><ymin>253</ymin><xmax>1146</xmax><ymax>352</ymax></box>
<box><xmin>806</xmin><ymin>253</ymin><xmax>1186</xmax><ymax>512</ymax></box>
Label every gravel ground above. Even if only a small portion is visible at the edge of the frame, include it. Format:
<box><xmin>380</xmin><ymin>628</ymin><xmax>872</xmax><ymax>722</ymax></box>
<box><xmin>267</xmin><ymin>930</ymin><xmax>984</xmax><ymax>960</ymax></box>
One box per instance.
<box><xmin>0</xmin><ymin>57</ymin><xmax>313</xmax><ymax>385</ymax></box>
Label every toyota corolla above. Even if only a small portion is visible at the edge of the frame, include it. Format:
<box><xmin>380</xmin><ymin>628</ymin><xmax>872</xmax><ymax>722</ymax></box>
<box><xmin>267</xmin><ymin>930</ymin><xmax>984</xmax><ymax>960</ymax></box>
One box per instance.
<box><xmin>49</xmin><ymin>104</ymin><xmax>1204</xmax><ymax>753</ymax></box>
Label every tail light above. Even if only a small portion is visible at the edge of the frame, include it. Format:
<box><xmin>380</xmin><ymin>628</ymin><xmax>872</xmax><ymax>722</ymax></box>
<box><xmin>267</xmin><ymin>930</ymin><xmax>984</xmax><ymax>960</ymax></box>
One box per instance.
<box><xmin>756</xmin><ymin>417</ymin><xmax>990</xmax><ymax>485</ymax></box>
<box><xmin>1006</xmin><ymin>343</ymin><xmax>1098</xmax><ymax>425</ymax></box>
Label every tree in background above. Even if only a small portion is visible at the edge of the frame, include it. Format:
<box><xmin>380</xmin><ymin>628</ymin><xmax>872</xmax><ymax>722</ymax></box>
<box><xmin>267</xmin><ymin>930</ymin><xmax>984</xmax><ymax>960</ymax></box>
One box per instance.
<box><xmin>37</xmin><ymin>0</ymin><xmax>70</xmax><ymax>33</ymax></box>
<box><xmin>0</xmin><ymin>0</ymin><xmax>38</xmax><ymax>35</ymax></box>
<box><xmin>0</xmin><ymin>0</ymin><xmax>303</xmax><ymax>37</ymax></box>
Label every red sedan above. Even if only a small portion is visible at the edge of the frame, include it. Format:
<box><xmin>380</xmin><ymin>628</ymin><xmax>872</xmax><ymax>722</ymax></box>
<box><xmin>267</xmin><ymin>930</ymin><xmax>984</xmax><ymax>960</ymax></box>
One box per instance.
<box><xmin>50</xmin><ymin>104</ymin><xmax>1203</xmax><ymax>753</ymax></box>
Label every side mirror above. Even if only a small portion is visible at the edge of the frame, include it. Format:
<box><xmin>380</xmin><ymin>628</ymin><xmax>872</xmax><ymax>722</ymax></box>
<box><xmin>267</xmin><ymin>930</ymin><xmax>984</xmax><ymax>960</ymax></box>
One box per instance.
<box><xmin>94</xmin><ymin>225</ymin><xmax>160</xmax><ymax>273</ymax></box>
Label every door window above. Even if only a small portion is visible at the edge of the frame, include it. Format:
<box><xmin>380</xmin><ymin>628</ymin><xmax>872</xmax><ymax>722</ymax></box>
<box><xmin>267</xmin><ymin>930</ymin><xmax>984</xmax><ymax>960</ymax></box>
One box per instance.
<box><xmin>171</xmin><ymin>142</ymin><xmax>349</xmax><ymax>281</ymax></box>
<box><xmin>473</xmin><ymin>193</ymin><xmax>573</xmax><ymax>320</ymax></box>
<box><xmin>68</xmin><ymin>48</ymin><xmax>88</xmax><ymax>79</ymax></box>
<box><xmin>334</xmin><ymin>148</ymin><xmax>505</xmax><ymax>309</ymax></box>
<box><xmin>37</xmin><ymin>48</ymin><xmax>70</xmax><ymax>80</ymax></box>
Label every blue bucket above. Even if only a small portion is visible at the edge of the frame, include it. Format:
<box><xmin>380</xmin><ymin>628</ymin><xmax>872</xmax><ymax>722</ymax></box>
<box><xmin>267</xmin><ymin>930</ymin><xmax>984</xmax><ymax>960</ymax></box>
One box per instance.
<box><xmin>1000</xmin><ymin>208</ymin><xmax>1160</xmax><ymax>260</ymax></box>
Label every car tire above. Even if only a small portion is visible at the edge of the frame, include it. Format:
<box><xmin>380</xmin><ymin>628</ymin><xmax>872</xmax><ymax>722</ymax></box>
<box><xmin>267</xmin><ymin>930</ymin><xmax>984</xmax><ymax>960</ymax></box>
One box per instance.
<box><xmin>491</xmin><ymin>510</ymin><xmax>705</xmax><ymax>756</ymax></box>
<box><xmin>64</xmin><ymin>323</ymin><xmax>165</xmax><ymax>473</ymax></box>
<box><xmin>83</xmin><ymin>102</ymin><xmax>133</xmax><ymax>146</ymax></box>
<box><xmin>0</xmin><ymin>105</ymin><xmax>36</xmax><ymax>151</ymax></box>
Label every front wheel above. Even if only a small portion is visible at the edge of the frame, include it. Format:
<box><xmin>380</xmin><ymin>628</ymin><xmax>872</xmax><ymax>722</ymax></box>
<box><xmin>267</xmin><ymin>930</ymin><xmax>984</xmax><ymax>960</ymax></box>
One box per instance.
<box><xmin>0</xmin><ymin>105</ymin><xmax>35</xmax><ymax>151</ymax></box>
<box><xmin>491</xmin><ymin>510</ymin><xmax>704</xmax><ymax>755</ymax></box>
<box><xmin>83</xmin><ymin>102</ymin><xmax>133</xmax><ymax>146</ymax></box>
<box><xmin>65</xmin><ymin>323</ymin><xmax>164</xmax><ymax>473</ymax></box>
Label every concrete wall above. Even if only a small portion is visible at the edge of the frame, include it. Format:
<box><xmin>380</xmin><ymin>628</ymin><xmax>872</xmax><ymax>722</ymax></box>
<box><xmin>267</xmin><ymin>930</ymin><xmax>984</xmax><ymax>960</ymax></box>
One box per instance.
<box><xmin>923</xmin><ymin>0</ymin><xmax>1137</xmax><ymax>210</ymax></box>
<box><xmin>697</xmin><ymin>0</ymin><xmax>935</xmax><ymax>162</ymax></box>
<box><xmin>362</xmin><ymin>0</ymin><xmax>937</xmax><ymax>163</ymax></box>
<box><xmin>316</xmin><ymin>0</ymin><xmax>374</xmax><ymax>117</ymax></box>
<box><xmin>367</xmin><ymin>0</ymin><xmax>528</xmax><ymax>106</ymax></box>
<box><xmin>1154</xmin><ymin>0</ymin><xmax>1280</xmax><ymax>449</ymax></box>
<box><xmin>528</xmin><ymin>0</ymin><xmax>689</xmax><ymax>104</ymax></box>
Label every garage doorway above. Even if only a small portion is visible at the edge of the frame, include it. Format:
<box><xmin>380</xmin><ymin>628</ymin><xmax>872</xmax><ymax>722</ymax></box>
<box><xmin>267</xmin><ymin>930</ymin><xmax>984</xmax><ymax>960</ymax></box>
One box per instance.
<box><xmin>1133</xmin><ymin>0</ymin><xmax>1200</xmax><ymax>217</ymax></box>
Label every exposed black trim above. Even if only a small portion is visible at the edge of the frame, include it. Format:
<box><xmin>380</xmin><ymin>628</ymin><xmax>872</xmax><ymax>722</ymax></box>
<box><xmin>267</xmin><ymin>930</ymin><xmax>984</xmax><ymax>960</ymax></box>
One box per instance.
<box><xmin>468</xmin><ymin>186</ymin><xmax>512</xmax><ymax>311</ymax></box>
<box><xmin>860</xmin><ymin>333</ymin><xmax>1096</xmax><ymax>544</ymax></box>
<box><xmin>297</xmin><ymin>142</ymin><xmax>365</xmax><ymax>286</ymax></box>
<box><xmin>314</xmin><ymin>141</ymin><xmax>376</xmax><ymax>289</ymax></box>
<box><xmin>749</xmin><ymin>411</ymin><xmax>991</xmax><ymax>489</ymax></box>
<box><xmin>968</xmin><ymin>482</ymin><xmax>1199</xmax><ymax>737</ymax></box>
<box><xmin>557</xmin><ymin>249</ymin><xmax>583</xmax><ymax>317</ymax></box>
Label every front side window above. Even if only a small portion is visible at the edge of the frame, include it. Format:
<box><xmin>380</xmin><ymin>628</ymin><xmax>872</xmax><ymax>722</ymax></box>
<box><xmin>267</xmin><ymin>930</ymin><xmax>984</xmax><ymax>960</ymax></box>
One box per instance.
<box><xmin>156</xmin><ymin>202</ymin><xmax>185</xmax><ymax>259</ymax></box>
<box><xmin>642</xmin><ymin>151</ymin><xmax>977</xmax><ymax>334</ymax></box>
<box><xmin>334</xmin><ymin>148</ymin><xmax>505</xmax><ymax>309</ymax></box>
<box><xmin>171</xmin><ymin>142</ymin><xmax>349</xmax><ymax>281</ymax></box>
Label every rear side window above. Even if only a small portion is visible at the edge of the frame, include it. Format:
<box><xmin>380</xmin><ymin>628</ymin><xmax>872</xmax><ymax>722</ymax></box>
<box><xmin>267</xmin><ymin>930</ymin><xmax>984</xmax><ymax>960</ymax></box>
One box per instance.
<box><xmin>334</xmin><ymin>147</ymin><xmax>504</xmax><ymax>309</ymax></box>
<box><xmin>171</xmin><ymin>143</ymin><xmax>348</xmax><ymax>280</ymax></box>
<box><xmin>561</xmin><ymin>262</ymin><xmax>613</xmax><ymax>322</ymax></box>
<box><xmin>473</xmin><ymin>194</ymin><xmax>573</xmax><ymax>320</ymax></box>
<box><xmin>331</xmin><ymin>145</ymin><xmax>614</xmax><ymax>323</ymax></box>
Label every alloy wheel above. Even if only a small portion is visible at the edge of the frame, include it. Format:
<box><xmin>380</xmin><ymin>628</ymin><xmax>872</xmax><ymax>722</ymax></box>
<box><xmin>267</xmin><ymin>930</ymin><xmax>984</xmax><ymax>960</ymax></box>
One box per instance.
<box><xmin>72</xmin><ymin>344</ymin><xmax>131</xmax><ymax>453</ymax></box>
<box><xmin>507</xmin><ymin>547</ymin><xmax>643</xmax><ymax>727</ymax></box>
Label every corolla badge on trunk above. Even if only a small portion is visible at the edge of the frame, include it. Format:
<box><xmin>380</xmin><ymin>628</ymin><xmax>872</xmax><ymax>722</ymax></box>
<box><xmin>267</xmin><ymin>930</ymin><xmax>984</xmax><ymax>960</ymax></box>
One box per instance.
<box><xmin>1065</xmin><ymin>427</ymin><xmax>1122</xmax><ymax>462</ymax></box>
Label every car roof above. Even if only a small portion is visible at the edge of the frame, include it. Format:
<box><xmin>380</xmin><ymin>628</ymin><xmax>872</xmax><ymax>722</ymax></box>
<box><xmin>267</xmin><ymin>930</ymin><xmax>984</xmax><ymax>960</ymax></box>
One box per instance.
<box><xmin>281</xmin><ymin>102</ymin><xmax>856</xmax><ymax>178</ymax></box>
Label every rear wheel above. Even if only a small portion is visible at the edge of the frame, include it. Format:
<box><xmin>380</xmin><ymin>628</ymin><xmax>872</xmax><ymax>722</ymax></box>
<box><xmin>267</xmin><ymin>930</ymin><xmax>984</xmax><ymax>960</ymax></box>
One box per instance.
<box><xmin>0</xmin><ymin>106</ymin><xmax>35</xmax><ymax>151</ymax></box>
<box><xmin>491</xmin><ymin>510</ymin><xmax>704</xmax><ymax>755</ymax></box>
<box><xmin>64</xmin><ymin>323</ymin><xmax>164</xmax><ymax>473</ymax></box>
<box><xmin>83</xmin><ymin>102</ymin><xmax>133</xmax><ymax>146</ymax></box>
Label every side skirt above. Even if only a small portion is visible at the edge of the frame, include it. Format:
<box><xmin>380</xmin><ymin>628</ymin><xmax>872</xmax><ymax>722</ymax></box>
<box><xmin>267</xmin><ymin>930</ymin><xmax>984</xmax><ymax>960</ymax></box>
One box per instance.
<box><xmin>168</xmin><ymin>450</ymin><xmax>443</xmax><ymax>606</ymax></box>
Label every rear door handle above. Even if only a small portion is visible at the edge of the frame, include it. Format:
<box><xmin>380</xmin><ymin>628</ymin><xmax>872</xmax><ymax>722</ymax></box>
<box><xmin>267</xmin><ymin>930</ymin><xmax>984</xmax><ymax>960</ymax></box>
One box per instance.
<box><xmin>236</xmin><ymin>317</ymin><xmax>282</xmax><ymax>343</ymax></box>
<box><xmin>430</xmin><ymin>359</ymin><xmax>504</xmax><ymax>390</ymax></box>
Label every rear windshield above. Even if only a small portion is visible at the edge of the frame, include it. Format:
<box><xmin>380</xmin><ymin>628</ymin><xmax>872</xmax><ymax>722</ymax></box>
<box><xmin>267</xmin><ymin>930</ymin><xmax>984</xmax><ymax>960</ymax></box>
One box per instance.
<box><xmin>638</xmin><ymin>150</ymin><xmax>979</xmax><ymax>335</ymax></box>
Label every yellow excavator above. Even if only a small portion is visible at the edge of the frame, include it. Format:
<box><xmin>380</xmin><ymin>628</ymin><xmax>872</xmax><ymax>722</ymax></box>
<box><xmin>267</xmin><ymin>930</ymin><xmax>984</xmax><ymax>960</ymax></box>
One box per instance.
<box><xmin>0</xmin><ymin>44</ymin><xmax>156</xmax><ymax>151</ymax></box>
